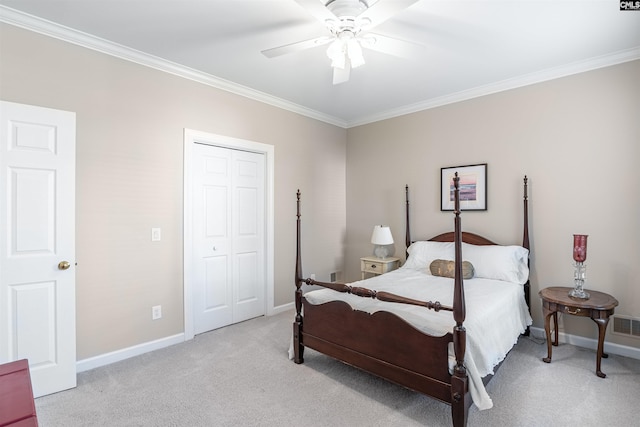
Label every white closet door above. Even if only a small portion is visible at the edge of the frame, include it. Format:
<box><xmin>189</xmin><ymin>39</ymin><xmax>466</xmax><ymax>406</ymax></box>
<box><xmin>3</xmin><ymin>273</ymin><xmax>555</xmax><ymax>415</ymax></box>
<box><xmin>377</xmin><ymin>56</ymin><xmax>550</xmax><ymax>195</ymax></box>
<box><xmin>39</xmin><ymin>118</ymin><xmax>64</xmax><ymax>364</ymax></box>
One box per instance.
<box><xmin>231</xmin><ymin>149</ymin><xmax>265</xmax><ymax>323</ymax></box>
<box><xmin>192</xmin><ymin>143</ymin><xmax>265</xmax><ymax>334</ymax></box>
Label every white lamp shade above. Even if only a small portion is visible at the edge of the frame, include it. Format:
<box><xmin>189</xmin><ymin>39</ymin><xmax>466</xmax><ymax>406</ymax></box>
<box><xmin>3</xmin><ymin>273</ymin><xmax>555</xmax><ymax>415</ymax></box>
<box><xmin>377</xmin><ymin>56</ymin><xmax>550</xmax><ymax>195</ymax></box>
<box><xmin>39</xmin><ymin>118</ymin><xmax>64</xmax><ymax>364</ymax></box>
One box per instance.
<box><xmin>346</xmin><ymin>38</ymin><xmax>365</xmax><ymax>68</ymax></box>
<box><xmin>371</xmin><ymin>225</ymin><xmax>394</xmax><ymax>245</ymax></box>
<box><xmin>327</xmin><ymin>39</ymin><xmax>346</xmax><ymax>69</ymax></box>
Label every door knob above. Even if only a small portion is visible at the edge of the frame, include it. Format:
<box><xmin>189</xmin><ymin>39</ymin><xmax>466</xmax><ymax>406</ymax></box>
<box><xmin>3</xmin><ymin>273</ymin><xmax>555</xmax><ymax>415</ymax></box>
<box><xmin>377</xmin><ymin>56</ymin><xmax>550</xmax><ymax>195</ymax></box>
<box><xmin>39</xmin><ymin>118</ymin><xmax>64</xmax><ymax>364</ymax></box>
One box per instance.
<box><xmin>58</xmin><ymin>261</ymin><xmax>71</xmax><ymax>270</ymax></box>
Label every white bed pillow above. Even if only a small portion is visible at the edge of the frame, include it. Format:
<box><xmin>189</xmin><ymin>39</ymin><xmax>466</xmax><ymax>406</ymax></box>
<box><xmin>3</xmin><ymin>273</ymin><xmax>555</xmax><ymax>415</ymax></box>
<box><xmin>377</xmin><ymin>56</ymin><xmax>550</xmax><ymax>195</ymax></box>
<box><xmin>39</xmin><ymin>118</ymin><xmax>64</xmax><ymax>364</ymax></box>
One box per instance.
<box><xmin>404</xmin><ymin>241</ymin><xmax>455</xmax><ymax>270</ymax></box>
<box><xmin>462</xmin><ymin>242</ymin><xmax>529</xmax><ymax>284</ymax></box>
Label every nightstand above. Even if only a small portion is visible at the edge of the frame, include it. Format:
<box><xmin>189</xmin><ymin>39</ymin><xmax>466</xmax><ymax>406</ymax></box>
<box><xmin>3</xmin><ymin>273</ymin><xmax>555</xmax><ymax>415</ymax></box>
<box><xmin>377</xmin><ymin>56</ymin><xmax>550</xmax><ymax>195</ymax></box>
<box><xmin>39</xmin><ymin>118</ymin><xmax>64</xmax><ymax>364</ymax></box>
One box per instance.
<box><xmin>360</xmin><ymin>256</ymin><xmax>400</xmax><ymax>279</ymax></box>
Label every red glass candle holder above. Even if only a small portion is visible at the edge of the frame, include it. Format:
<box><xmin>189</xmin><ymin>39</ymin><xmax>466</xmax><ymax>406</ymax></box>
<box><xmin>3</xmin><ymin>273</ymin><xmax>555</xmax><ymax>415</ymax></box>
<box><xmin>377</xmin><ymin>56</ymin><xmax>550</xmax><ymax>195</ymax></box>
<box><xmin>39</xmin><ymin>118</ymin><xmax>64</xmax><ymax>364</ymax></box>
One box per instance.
<box><xmin>569</xmin><ymin>234</ymin><xmax>589</xmax><ymax>299</ymax></box>
<box><xmin>573</xmin><ymin>234</ymin><xmax>588</xmax><ymax>263</ymax></box>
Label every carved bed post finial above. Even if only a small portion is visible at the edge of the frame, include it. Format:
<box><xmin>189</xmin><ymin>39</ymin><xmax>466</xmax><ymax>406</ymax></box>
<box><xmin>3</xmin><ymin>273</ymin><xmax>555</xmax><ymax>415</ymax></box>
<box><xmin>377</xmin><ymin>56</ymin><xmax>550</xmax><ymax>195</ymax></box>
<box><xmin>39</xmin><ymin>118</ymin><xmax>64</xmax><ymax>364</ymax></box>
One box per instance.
<box><xmin>405</xmin><ymin>185</ymin><xmax>411</xmax><ymax>258</ymax></box>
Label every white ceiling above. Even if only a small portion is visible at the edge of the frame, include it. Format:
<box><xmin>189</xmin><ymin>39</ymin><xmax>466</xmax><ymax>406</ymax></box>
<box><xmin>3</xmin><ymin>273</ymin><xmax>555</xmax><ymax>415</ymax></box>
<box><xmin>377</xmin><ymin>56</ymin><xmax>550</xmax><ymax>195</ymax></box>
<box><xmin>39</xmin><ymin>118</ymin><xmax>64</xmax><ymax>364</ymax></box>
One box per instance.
<box><xmin>1</xmin><ymin>1</ymin><xmax>639</xmax><ymax>127</ymax></box>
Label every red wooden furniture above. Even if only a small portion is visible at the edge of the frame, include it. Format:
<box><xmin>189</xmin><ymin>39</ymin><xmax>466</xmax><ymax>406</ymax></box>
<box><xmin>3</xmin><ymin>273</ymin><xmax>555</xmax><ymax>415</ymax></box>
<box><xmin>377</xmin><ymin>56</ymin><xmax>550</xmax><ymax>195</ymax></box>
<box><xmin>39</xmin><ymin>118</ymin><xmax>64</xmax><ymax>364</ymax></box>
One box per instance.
<box><xmin>0</xmin><ymin>359</ymin><xmax>38</xmax><ymax>427</ymax></box>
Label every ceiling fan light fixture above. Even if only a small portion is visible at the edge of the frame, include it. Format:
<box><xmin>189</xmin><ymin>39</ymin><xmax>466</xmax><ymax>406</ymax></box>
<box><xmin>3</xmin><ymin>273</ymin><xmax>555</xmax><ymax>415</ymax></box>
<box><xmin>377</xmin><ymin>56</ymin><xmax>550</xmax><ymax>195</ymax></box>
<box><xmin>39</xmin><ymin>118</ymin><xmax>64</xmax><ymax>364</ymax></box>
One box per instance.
<box><xmin>327</xmin><ymin>39</ymin><xmax>347</xmax><ymax>69</ymax></box>
<box><xmin>331</xmin><ymin>54</ymin><xmax>347</xmax><ymax>69</ymax></box>
<box><xmin>347</xmin><ymin>38</ymin><xmax>365</xmax><ymax>68</ymax></box>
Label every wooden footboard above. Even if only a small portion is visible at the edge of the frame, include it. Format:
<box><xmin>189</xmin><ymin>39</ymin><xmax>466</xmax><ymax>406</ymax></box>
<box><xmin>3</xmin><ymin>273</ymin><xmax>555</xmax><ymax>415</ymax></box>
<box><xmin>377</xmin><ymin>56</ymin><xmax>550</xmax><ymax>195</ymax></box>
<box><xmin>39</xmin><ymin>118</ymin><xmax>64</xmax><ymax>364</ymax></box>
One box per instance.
<box><xmin>300</xmin><ymin>300</ymin><xmax>456</xmax><ymax>403</ymax></box>
<box><xmin>294</xmin><ymin>297</ymin><xmax>471</xmax><ymax>426</ymax></box>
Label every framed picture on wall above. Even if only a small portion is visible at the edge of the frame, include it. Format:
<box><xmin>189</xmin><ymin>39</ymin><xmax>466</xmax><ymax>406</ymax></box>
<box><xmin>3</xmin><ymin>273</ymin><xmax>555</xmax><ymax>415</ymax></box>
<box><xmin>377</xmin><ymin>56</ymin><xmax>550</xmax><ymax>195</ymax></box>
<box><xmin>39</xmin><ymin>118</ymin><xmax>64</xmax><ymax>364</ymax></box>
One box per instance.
<box><xmin>441</xmin><ymin>163</ymin><xmax>487</xmax><ymax>211</ymax></box>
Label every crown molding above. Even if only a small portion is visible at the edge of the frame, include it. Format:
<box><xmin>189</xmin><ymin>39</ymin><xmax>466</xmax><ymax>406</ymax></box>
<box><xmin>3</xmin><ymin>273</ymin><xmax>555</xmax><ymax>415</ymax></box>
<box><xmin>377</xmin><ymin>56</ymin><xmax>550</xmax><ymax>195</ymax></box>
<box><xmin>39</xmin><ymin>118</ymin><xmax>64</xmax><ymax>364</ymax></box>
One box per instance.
<box><xmin>2</xmin><ymin>6</ymin><xmax>637</xmax><ymax>130</ymax></box>
<box><xmin>347</xmin><ymin>47</ymin><xmax>640</xmax><ymax>128</ymax></box>
<box><xmin>0</xmin><ymin>6</ymin><xmax>348</xmax><ymax>128</ymax></box>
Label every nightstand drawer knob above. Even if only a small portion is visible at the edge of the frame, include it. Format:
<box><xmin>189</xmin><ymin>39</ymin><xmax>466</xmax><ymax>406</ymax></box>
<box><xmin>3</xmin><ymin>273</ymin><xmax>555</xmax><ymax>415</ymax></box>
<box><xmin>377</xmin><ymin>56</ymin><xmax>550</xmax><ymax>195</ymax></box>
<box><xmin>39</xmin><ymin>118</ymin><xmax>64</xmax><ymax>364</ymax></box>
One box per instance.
<box><xmin>566</xmin><ymin>308</ymin><xmax>581</xmax><ymax>315</ymax></box>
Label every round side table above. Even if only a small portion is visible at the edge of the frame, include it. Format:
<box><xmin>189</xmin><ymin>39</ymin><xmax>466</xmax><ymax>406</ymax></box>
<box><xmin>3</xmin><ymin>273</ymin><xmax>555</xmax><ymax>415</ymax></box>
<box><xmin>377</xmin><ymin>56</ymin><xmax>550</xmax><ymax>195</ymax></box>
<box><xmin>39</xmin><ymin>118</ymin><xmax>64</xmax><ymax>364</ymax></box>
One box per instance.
<box><xmin>539</xmin><ymin>286</ymin><xmax>618</xmax><ymax>378</ymax></box>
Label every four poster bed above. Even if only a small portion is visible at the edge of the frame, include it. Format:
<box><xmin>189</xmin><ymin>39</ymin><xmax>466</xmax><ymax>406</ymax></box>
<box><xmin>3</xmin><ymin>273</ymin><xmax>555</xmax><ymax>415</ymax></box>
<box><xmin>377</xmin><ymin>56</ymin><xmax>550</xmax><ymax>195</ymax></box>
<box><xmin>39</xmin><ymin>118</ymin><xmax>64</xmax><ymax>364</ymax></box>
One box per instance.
<box><xmin>292</xmin><ymin>175</ymin><xmax>532</xmax><ymax>427</ymax></box>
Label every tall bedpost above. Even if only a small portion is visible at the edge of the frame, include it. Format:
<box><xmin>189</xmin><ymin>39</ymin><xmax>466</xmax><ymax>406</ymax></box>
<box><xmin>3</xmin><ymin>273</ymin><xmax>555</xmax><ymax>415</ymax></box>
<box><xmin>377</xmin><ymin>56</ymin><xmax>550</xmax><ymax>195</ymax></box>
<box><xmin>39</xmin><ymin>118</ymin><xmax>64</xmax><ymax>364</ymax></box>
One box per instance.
<box><xmin>523</xmin><ymin>176</ymin><xmax>530</xmax><ymax>251</ymax></box>
<box><xmin>451</xmin><ymin>173</ymin><xmax>469</xmax><ymax>427</ymax></box>
<box><xmin>405</xmin><ymin>185</ymin><xmax>411</xmax><ymax>258</ymax></box>
<box><xmin>293</xmin><ymin>189</ymin><xmax>304</xmax><ymax>363</ymax></box>
<box><xmin>452</xmin><ymin>173</ymin><xmax>466</xmax><ymax>368</ymax></box>
<box><xmin>523</xmin><ymin>176</ymin><xmax>531</xmax><ymax>336</ymax></box>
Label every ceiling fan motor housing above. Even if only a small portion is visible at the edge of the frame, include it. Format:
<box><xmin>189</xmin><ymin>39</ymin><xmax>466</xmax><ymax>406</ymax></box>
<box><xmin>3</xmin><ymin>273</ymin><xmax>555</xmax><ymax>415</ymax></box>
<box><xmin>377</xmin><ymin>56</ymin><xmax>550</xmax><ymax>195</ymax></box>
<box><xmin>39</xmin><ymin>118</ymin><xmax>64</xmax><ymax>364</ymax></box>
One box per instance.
<box><xmin>327</xmin><ymin>0</ymin><xmax>368</xmax><ymax>19</ymax></box>
<box><xmin>326</xmin><ymin>0</ymin><xmax>370</xmax><ymax>36</ymax></box>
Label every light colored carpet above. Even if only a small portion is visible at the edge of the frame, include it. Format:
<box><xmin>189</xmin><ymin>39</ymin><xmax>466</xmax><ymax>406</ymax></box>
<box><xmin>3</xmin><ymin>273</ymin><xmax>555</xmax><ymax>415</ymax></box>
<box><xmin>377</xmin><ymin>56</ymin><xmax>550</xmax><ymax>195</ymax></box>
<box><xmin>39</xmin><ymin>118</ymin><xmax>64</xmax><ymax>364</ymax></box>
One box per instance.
<box><xmin>35</xmin><ymin>309</ymin><xmax>640</xmax><ymax>426</ymax></box>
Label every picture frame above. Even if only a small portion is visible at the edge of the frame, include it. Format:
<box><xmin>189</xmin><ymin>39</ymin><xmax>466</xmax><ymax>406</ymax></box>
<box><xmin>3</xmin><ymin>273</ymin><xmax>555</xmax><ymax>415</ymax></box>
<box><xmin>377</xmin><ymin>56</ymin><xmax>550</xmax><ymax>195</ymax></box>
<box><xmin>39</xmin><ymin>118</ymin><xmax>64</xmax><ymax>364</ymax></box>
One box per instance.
<box><xmin>440</xmin><ymin>163</ymin><xmax>487</xmax><ymax>211</ymax></box>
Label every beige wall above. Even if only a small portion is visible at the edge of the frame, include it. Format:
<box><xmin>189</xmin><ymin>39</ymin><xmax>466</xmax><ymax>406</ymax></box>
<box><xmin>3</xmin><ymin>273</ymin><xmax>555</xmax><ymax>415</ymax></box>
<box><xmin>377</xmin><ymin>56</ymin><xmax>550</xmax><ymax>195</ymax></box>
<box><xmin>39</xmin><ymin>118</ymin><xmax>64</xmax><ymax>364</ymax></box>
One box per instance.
<box><xmin>346</xmin><ymin>60</ymin><xmax>640</xmax><ymax>349</ymax></box>
<box><xmin>2</xmin><ymin>21</ymin><xmax>638</xmax><ymax>360</ymax></box>
<box><xmin>0</xmin><ymin>24</ymin><xmax>347</xmax><ymax>359</ymax></box>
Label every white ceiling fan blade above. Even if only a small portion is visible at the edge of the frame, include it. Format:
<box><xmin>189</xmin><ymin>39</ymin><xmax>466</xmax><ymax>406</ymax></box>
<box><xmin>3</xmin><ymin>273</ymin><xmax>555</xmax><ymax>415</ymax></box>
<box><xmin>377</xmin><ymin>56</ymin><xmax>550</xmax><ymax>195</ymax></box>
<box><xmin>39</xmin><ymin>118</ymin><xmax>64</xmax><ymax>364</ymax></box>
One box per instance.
<box><xmin>261</xmin><ymin>36</ymin><xmax>332</xmax><ymax>58</ymax></box>
<box><xmin>358</xmin><ymin>0</ymin><xmax>420</xmax><ymax>30</ymax></box>
<box><xmin>359</xmin><ymin>33</ymin><xmax>424</xmax><ymax>59</ymax></box>
<box><xmin>333</xmin><ymin>62</ymin><xmax>351</xmax><ymax>85</ymax></box>
<box><xmin>294</xmin><ymin>0</ymin><xmax>338</xmax><ymax>25</ymax></box>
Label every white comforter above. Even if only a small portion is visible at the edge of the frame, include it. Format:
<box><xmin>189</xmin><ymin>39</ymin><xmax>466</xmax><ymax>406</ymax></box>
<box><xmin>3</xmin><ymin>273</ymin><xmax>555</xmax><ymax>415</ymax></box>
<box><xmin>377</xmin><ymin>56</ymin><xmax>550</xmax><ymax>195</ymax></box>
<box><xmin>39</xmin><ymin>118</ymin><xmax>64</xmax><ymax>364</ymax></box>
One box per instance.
<box><xmin>298</xmin><ymin>265</ymin><xmax>532</xmax><ymax>410</ymax></box>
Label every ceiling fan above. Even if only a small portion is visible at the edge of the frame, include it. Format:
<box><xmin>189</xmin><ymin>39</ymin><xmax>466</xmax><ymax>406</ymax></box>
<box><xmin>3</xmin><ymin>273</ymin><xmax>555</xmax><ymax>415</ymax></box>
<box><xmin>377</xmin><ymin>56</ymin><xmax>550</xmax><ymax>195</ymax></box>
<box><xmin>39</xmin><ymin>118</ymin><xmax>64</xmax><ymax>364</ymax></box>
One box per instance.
<box><xmin>261</xmin><ymin>0</ymin><xmax>421</xmax><ymax>84</ymax></box>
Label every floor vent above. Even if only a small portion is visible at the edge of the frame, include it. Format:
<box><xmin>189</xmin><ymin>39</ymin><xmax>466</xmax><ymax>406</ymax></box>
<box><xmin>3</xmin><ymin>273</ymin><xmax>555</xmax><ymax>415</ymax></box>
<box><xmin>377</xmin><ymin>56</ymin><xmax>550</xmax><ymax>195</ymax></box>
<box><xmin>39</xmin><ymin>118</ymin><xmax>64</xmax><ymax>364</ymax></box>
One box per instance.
<box><xmin>612</xmin><ymin>315</ymin><xmax>640</xmax><ymax>338</ymax></box>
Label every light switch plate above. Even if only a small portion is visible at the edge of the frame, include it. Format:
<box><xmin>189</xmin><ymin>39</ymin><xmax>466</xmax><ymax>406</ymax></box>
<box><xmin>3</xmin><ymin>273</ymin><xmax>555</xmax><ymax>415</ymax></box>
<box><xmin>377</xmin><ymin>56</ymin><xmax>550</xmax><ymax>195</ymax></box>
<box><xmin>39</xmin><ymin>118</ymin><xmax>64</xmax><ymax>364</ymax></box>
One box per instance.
<box><xmin>152</xmin><ymin>305</ymin><xmax>162</xmax><ymax>320</ymax></box>
<box><xmin>151</xmin><ymin>228</ymin><xmax>161</xmax><ymax>241</ymax></box>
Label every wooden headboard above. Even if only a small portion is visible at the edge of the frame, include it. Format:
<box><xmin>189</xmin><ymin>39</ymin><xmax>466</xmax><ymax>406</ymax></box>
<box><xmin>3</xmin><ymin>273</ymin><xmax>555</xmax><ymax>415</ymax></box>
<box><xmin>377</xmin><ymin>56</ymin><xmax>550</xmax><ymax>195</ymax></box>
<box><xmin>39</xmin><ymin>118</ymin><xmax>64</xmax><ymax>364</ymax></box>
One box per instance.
<box><xmin>429</xmin><ymin>232</ymin><xmax>496</xmax><ymax>246</ymax></box>
<box><xmin>405</xmin><ymin>176</ymin><xmax>530</xmax><ymax>251</ymax></box>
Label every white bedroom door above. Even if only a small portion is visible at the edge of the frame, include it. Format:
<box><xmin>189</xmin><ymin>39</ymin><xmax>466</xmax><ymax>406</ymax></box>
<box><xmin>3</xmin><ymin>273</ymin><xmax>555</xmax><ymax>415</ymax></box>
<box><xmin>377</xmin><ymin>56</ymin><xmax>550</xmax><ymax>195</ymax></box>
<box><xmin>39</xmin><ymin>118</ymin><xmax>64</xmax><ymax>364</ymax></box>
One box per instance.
<box><xmin>192</xmin><ymin>143</ymin><xmax>265</xmax><ymax>334</ymax></box>
<box><xmin>0</xmin><ymin>101</ymin><xmax>77</xmax><ymax>397</ymax></box>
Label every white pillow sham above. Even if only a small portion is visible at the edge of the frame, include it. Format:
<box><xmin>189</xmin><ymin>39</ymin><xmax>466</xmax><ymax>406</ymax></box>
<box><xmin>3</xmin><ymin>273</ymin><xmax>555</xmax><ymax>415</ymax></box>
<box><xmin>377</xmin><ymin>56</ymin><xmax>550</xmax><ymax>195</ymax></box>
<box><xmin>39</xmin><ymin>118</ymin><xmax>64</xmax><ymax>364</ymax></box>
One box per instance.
<box><xmin>403</xmin><ymin>240</ymin><xmax>529</xmax><ymax>285</ymax></box>
<box><xmin>404</xmin><ymin>241</ymin><xmax>455</xmax><ymax>270</ymax></box>
<box><xmin>462</xmin><ymin>242</ymin><xmax>529</xmax><ymax>284</ymax></box>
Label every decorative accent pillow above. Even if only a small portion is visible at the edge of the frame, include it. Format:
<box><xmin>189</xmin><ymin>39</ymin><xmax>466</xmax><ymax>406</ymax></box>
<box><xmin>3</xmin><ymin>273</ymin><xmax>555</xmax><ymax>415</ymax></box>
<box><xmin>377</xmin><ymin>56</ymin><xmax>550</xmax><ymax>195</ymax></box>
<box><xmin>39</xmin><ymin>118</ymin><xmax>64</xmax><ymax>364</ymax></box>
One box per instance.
<box><xmin>404</xmin><ymin>241</ymin><xmax>455</xmax><ymax>270</ymax></box>
<box><xmin>429</xmin><ymin>259</ymin><xmax>475</xmax><ymax>279</ymax></box>
<box><xmin>462</xmin><ymin>242</ymin><xmax>529</xmax><ymax>284</ymax></box>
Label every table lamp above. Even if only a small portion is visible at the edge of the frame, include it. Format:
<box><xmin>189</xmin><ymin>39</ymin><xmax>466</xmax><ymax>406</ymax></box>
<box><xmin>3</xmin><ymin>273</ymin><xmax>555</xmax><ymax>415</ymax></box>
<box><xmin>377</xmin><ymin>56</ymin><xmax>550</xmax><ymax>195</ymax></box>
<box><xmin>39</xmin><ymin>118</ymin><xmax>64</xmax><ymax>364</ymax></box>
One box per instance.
<box><xmin>371</xmin><ymin>225</ymin><xmax>394</xmax><ymax>259</ymax></box>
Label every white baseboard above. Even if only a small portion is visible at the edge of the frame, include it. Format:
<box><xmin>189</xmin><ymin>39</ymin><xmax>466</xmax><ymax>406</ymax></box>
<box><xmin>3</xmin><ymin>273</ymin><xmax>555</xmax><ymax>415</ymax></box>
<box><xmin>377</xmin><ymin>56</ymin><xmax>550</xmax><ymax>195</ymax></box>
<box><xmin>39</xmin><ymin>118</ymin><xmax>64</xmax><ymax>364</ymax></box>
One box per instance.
<box><xmin>77</xmin><ymin>304</ymin><xmax>295</xmax><ymax>373</ymax></box>
<box><xmin>529</xmin><ymin>327</ymin><xmax>640</xmax><ymax>360</ymax></box>
<box><xmin>76</xmin><ymin>333</ymin><xmax>185</xmax><ymax>373</ymax></box>
<box><xmin>271</xmin><ymin>301</ymin><xmax>294</xmax><ymax>315</ymax></box>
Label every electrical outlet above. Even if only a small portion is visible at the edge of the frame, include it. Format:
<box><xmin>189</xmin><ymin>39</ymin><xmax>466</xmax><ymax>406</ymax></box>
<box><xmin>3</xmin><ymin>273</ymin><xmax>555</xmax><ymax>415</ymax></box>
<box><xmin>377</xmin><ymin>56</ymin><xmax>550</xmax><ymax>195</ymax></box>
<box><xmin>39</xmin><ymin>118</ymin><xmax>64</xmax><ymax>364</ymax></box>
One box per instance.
<box><xmin>151</xmin><ymin>228</ymin><xmax>161</xmax><ymax>241</ymax></box>
<box><xmin>310</xmin><ymin>273</ymin><xmax>316</xmax><ymax>280</ymax></box>
<box><xmin>152</xmin><ymin>305</ymin><xmax>162</xmax><ymax>320</ymax></box>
